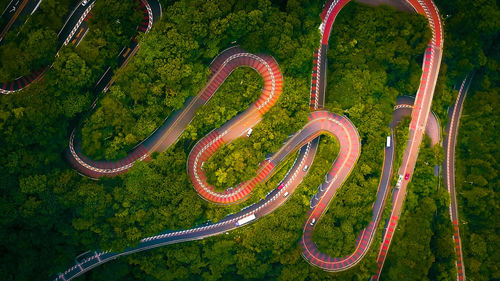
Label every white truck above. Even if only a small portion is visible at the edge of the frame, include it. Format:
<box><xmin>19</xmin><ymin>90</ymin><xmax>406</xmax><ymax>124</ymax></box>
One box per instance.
<box><xmin>235</xmin><ymin>214</ymin><xmax>256</xmax><ymax>226</ymax></box>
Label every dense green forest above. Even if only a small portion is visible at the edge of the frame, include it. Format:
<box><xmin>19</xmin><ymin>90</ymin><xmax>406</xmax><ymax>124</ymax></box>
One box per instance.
<box><xmin>0</xmin><ymin>0</ymin><xmax>72</xmax><ymax>81</ymax></box>
<box><xmin>0</xmin><ymin>0</ymin><xmax>498</xmax><ymax>280</ymax></box>
<box><xmin>431</xmin><ymin>0</ymin><xmax>500</xmax><ymax>122</ymax></box>
<box><xmin>433</xmin><ymin>1</ymin><xmax>500</xmax><ymax>280</ymax></box>
<box><xmin>453</xmin><ymin>41</ymin><xmax>500</xmax><ymax>281</ymax></box>
<box><xmin>0</xmin><ymin>1</ymin><xmax>156</xmax><ymax>279</ymax></box>
<box><xmin>77</xmin><ymin>0</ymin><xmax>143</xmax><ymax>71</ymax></box>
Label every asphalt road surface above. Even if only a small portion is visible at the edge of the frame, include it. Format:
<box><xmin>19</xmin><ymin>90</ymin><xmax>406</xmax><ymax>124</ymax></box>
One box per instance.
<box><xmin>0</xmin><ymin>0</ymin><xmax>41</xmax><ymax>42</ymax></box>
<box><xmin>443</xmin><ymin>73</ymin><xmax>474</xmax><ymax>281</ymax></box>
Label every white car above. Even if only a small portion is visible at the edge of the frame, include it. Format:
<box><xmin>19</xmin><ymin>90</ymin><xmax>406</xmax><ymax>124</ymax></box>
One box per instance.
<box><xmin>82</xmin><ymin>0</ymin><xmax>89</xmax><ymax>6</ymax></box>
<box><xmin>395</xmin><ymin>175</ymin><xmax>404</xmax><ymax>190</ymax></box>
<box><xmin>303</xmin><ymin>165</ymin><xmax>309</xmax><ymax>172</ymax></box>
<box><xmin>310</xmin><ymin>218</ymin><xmax>316</xmax><ymax>226</ymax></box>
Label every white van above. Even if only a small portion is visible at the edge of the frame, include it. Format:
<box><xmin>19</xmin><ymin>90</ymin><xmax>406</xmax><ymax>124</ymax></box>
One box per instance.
<box><xmin>386</xmin><ymin>136</ymin><xmax>391</xmax><ymax>148</ymax></box>
<box><xmin>246</xmin><ymin>128</ymin><xmax>253</xmax><ymax>137</ymax></box>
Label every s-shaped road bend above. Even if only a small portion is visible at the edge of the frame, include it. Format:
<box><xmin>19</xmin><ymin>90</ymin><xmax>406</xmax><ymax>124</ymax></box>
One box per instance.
<box><xmin>56</xmin><ymin>0</ymin><xmax>444</xmax><ymax>279</ymax></box>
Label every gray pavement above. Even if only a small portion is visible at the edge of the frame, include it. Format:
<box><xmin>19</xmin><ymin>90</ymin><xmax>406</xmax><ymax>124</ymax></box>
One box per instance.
<box><xmin>443</xmin><ymin>73</ymin><xmax>474</xmax><ymax>281</ymax></box>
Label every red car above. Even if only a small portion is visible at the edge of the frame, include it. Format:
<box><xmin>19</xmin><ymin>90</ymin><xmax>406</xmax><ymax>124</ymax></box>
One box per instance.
<box><xmin>278</xmin><ymin>183</ymin><xmax>285</xmax><ymax>190</ymax></box>
<box><xmin>404</xmin><ymin>173</ymin><xmax>410</xmax><ymax>180</ymax></box>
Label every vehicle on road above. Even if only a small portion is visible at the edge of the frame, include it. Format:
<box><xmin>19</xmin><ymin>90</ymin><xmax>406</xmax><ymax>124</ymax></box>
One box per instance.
<box><xmin>246</xmin><ymin>128</ymin><xmax>253</xmax><ymax>137</ymax></box>
<box><xmin>235</xmin><ymin>214</ymin><xmax>256</xmax><ymax>226</ymax></box>
<box><xmin>278</xmin><ymin>183</ymin><xmax>285</xmax><ymax>190</ymax></box>
<box><xmin>303</xmin><ymin>165</ymin><xmax>309</xmax><ymax>172</ymax></box>
<box><xmin>386</xmin><ymin>136</ymin><xmax>391</xmax><ymax>148</ymax></box>
<box><xmin>405</xmin><ymin>173</ymin><xmax>410</xmax><ymax>180</ymax></box>
<box><xmin>81</xmin><ymin>0</ymin><xmax>88</xmax><ymax>6</ymax></box>
<box><xmin>283</xmin><ymin>191</ymin><xmax>289</xmax><ymax>197</ymax></box>
<box><xmin>395</xmin><ymin>174</ymin><xmax>404</xmax><ymax>190</ymax></box>
<box><xmin>325</xmin><ymin>174</ymin><xmax>330</xmax><ymax>183</ymax></box>
<box><xmin>310</xmin><ymin>218</ymin><xmax>316</xmax><ymax>226</ymax></box>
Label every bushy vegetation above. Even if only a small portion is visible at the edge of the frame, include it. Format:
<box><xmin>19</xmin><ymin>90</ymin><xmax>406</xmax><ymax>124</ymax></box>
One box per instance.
<box><xmin>435</xmin><ymin>0</ymin><xmax>500</xmax><ymax>82</ymax></box>
<box><xmin>77</xmin><ymin>0</ymin><xmax>143</xmax><ymax>72</ymax></box>
<box><xmin>432</xmin><ymin>1</ymin><xmax>500</xmax><ymax>280</ymax></box>
<box><xmin>0</xmin><ymin>0</ymin><xmax>162</xmax><ymax>279</ymax></box>
<box><xmin>432</xmin><ymin>0</ymin><xmax>500</xmax><ymax>122</ymax></box>
<box><xmin>0</xmin><ymin>0</ymin><xmax>72</xmax><ymax>81</ymax></box>
<box><xmin>454</xmin><ymin>41</ymin><xmax>500</xmax><ymax>281</ymax></box>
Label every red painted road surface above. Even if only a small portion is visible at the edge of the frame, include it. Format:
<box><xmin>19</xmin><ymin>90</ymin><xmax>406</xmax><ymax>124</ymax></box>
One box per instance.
<box><xmin>371</xmin><ymin>0</ymin><xmax>443</xmax><ymax>279</ymax></box>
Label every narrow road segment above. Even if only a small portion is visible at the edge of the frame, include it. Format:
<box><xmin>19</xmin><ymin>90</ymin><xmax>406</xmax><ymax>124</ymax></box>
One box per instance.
<box><xmin>443</xmin><ymin>73</ymin><xmax>474</xmax><ymax>281</ymax></box>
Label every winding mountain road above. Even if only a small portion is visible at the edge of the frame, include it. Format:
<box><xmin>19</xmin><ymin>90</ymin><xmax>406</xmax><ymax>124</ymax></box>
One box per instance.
<box><xmin>301</xmin><ymin>95</ymin><xmax>441</xmax><ymax>272</ymax></box>
<box><xmin>55</xmin><ymin>0</ymin><xmax>446</xmax><ymax>279</ymax></box>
